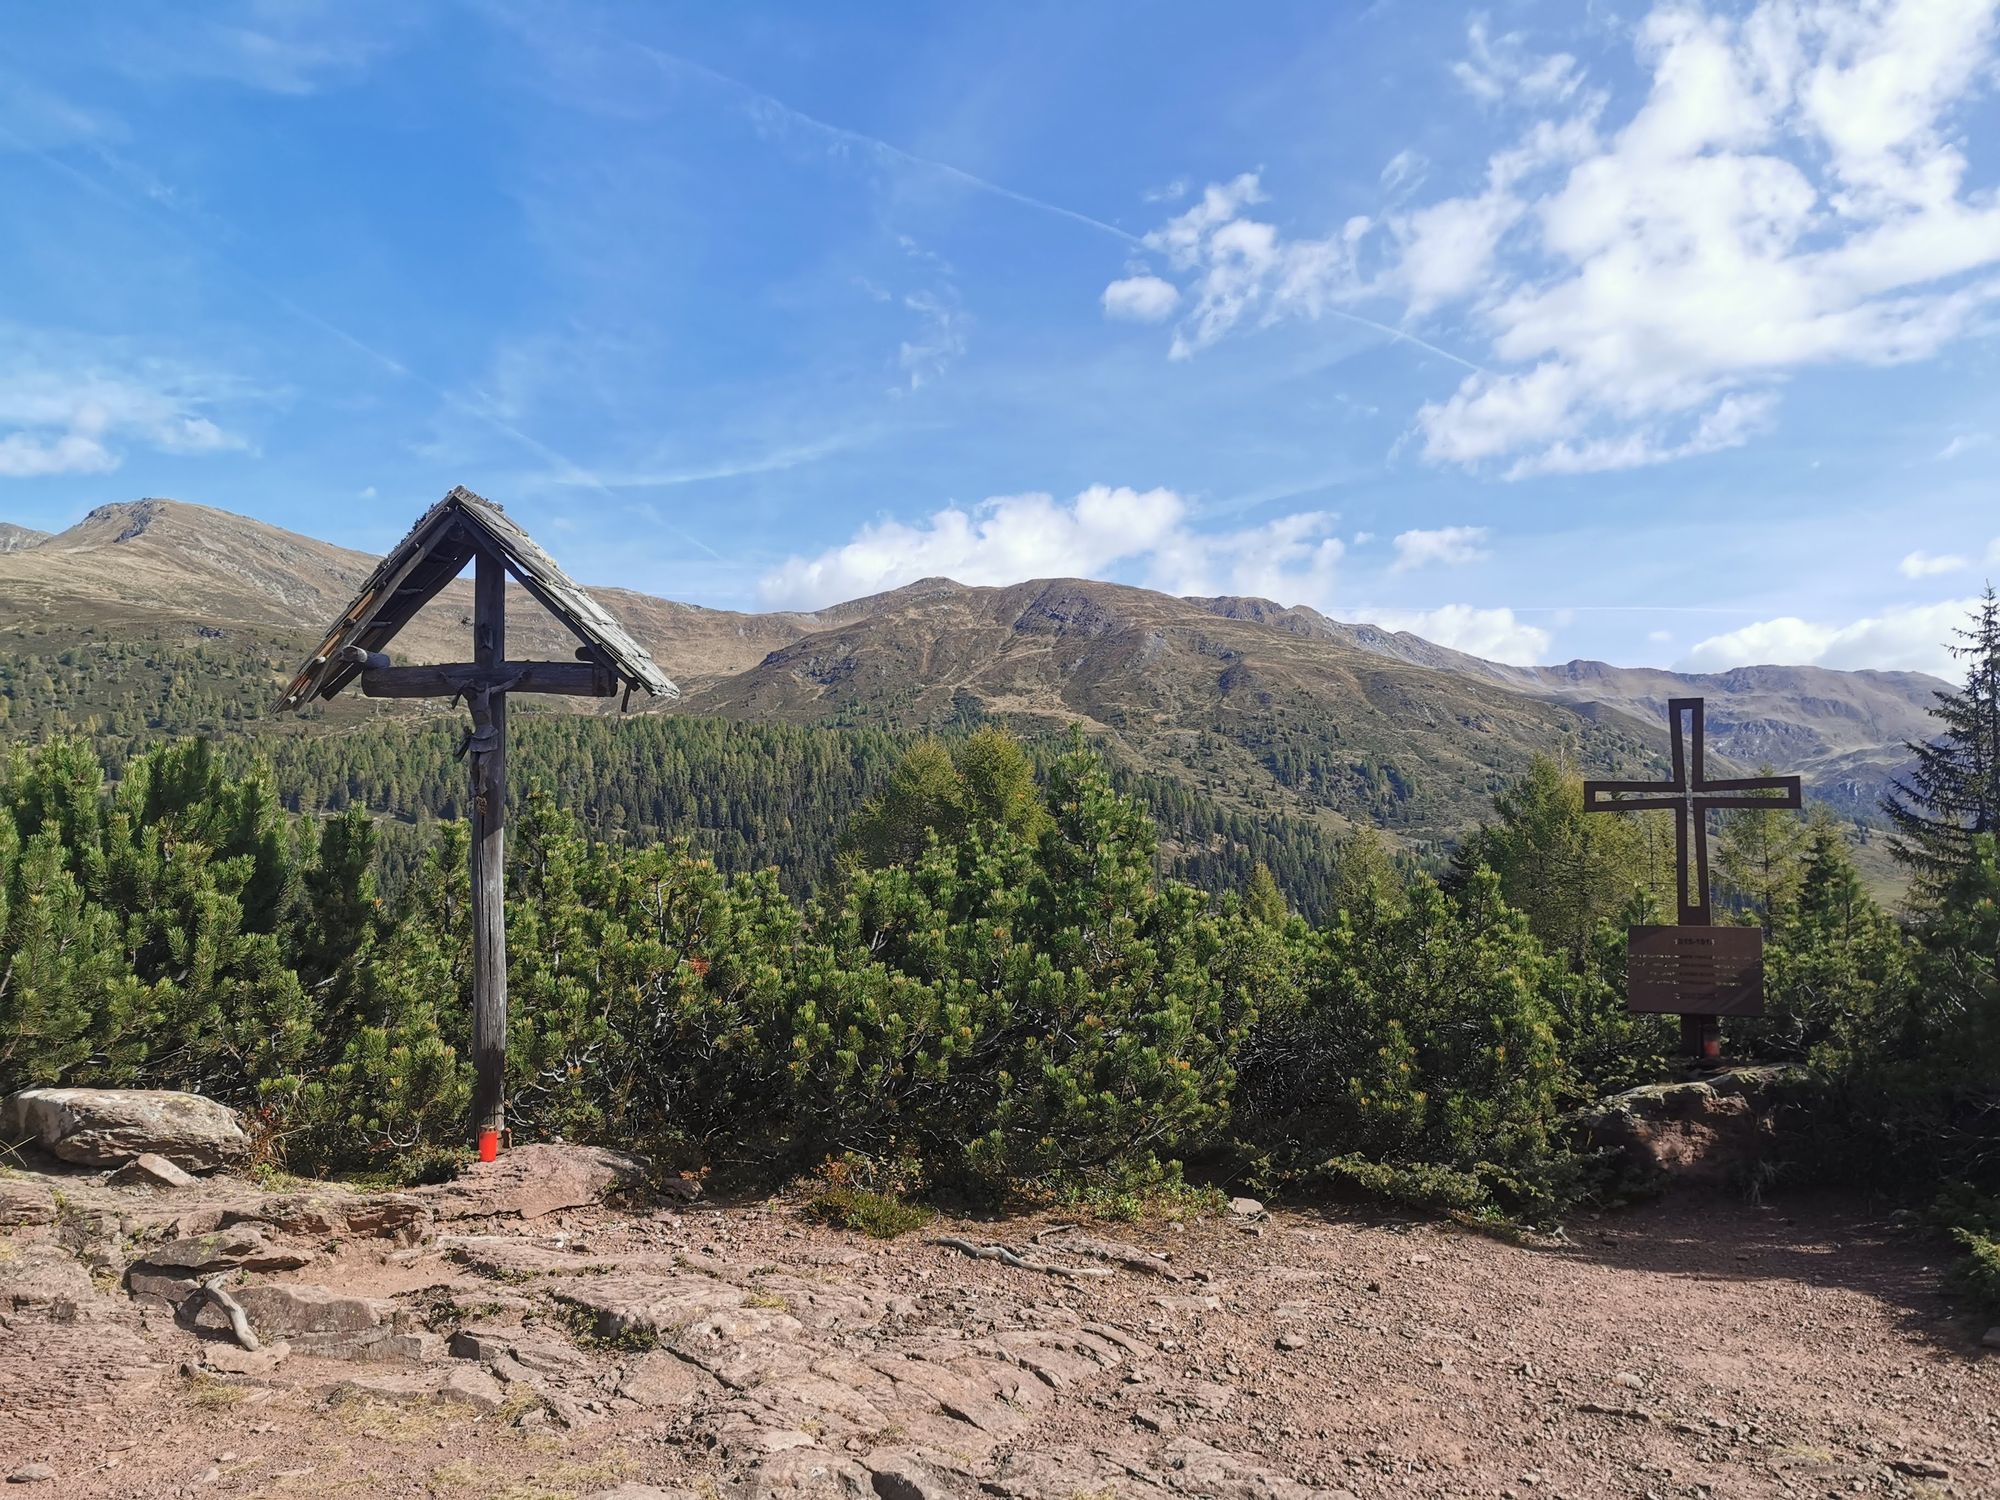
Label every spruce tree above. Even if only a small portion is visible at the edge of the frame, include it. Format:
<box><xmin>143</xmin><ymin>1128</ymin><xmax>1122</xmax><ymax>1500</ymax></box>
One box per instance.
<box><xmin>1886</xmin><ymin>586</ymin><xmax>2000</xmax><ymax>888</ymax></box>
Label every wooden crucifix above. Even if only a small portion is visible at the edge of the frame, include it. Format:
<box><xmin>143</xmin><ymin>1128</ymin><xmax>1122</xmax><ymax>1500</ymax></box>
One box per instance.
<box><xmin>1583</xmin><ymin>697</ymin><xmax>1801</xmax><ymax>1062</ymax></box>
<box><xmin>280</xmin><ymin>487</ymin><xmax>678</xmax><ymax>1156</ymax></box>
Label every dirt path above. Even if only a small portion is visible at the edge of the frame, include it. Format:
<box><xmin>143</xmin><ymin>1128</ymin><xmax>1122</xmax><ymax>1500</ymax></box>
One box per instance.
<box><xmin>2</xmin><ymin>1167</ymin><xmax>1995</xmax><ymax>1499</ymax></box>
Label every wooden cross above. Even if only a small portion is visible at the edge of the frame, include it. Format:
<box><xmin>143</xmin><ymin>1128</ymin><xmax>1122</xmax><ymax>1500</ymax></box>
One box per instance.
<box><xmin>1583</xmin><ymin>697</ymin><xmax>1801</xmax><ymax>1061</ymax></box>
<box><xmin>1583</xmin><ymin>697</ymin><xmax>1800</xmax><ymax>925</ymax></box>
<box><xmin>281</xmin><ymin>488</ymin><xmax>677</xmax><ymax>1156</ymax></box>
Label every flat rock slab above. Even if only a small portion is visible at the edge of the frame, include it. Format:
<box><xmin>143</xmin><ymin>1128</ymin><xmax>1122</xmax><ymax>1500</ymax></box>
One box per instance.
<box><xmin>420</xmin><ymin>1144</ymin><xmax>649</xmax><ymax>1221</ymax></box>
<box><xmin>202</xmin><ymin>1338</ymin><xmax>292</xmax><ymax>1376</ymax></box>
<box><xmin>331</xmin><ymin>1365</ymin><xmax>506</xmax><ymax>1411</ymax></box>
<box><xmin>1</xmin><ymin>1088</ymin><xmax>249</xmax><ymax>1170</ymax></box>
<box><xmin>0</xmin><ymin>1311</ymin><xmax>163</xmax><ymax>1437</ymax></box>
<box><xmin>129</xmin><ymin>1225</ymin><xmax>314</xmax><ymax>1277</ymax></box>
<box><xmin>1</xmin><ymin>1242</ymin><xmax>99</xmax><ymax>1314</ymax></box>
<box><xmin>0</xmin><ymin>1179</ymin><xmax>56</xmax><ymax>1228</ymax></box>
<box><xmin>228</xmin><ymin>1281</ymin><xmax>438</xmax><ymax>1362</ymax></box>
<box><xmin>615</xmin><ymin>1350</ymin><xmax>707</xmax><ymax>1407</ymax></box>
<box><xmin>223</xmin><ymin>1190</ymin><xmax>431</xmax><ymax>1243</ymax></box>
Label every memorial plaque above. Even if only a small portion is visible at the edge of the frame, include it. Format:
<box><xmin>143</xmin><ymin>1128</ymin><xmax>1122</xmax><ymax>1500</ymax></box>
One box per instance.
<box><xmin>1627</xmin><ymin>925</ymin><xmax>1765</xmax><ymax>1017</ymax></box>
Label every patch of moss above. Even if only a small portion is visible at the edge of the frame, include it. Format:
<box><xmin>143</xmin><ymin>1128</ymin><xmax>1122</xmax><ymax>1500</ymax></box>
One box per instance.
<box><xmin>804</xmin><ymin>1186</ymin><xmax>935</xmax><ymax>1239</ymax></box>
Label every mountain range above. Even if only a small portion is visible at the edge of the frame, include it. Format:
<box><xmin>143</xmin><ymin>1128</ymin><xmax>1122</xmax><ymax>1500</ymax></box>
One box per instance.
<box><xmin>0</xmin><ymin>498</ymin><xmax>1945</xmax><ymax>847</ymax></box>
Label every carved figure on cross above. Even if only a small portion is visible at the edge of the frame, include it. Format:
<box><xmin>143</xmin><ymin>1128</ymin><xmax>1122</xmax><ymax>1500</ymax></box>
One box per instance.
<box><xmin>1583</xmin><ymin>697</ymin><xmax>1801</xmax><ymax>926</ymax></box>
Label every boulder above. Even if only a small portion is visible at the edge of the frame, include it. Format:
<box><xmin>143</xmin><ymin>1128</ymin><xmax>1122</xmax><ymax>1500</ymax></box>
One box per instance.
<box><xmin>1577</xmin><ymin>1066</ymin><xmax>1802</xmax><ymax>1191</ymax></box>
<box><xmin>2</xmin><ymin>1089</ymin><xmax>250</xmax><ymax>1171</ymax></box>
<box><xmin>419</xmin><ymin>1142</ymin><xmax>650</xmax><ymax>1221</ymax></box>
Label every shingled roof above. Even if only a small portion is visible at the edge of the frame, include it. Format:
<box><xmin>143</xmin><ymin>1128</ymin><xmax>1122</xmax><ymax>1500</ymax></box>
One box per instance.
<box><xmin>278</xmin><ymin>486</ymin><xmax>678</xmax><ymax>711</ymax></box>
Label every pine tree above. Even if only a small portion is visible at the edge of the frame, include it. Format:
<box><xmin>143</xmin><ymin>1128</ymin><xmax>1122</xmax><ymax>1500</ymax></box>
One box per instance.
<box><xmin>1244</xmin><ymin>863</ymin><xmax>1289</xmax><ymax>927</ymax></box>
<box><xmin>1886</xmin><ymin>587</ymin><xmax>2000</xmax><ymax>888</ymax></box>
<box><xmin>1716</xmin><ymin>768</ymin><xmax>1807</xmax><ymax>932</ymax></box>
<box><xmin>1467</xmin><ymin>754</ymin><xmax>1663</xmax><ymax>965</ymax></box>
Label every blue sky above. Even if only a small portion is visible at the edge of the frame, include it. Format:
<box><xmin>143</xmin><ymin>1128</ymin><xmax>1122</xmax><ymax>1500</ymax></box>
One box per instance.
<box><xmin>2</xmin><ymin>0</ymin><xmax>1998</xmax><ymax>675</ymax></box>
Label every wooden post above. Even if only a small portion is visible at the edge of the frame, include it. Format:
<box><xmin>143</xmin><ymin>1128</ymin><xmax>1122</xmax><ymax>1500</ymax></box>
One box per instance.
<box><xmin>470</xmin><ymin>549</ymin><xmax>509</xmax><ymax>1154</ymax></box>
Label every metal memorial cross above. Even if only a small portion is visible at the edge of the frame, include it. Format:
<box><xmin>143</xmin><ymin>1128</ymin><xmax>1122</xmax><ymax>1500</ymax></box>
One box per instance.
<box><xmin>280</xmin><ymin>487</ymin><xmax>678</xmax><ymax>1158</ymax></box>
<box><xmin>1582</xmin><ymin>697</ymin><xmax>1801</xmax><ymax>1061</ymax></box>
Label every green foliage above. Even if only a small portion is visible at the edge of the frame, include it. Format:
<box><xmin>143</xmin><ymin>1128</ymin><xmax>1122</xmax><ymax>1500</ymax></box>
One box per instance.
<box><xmin>1238</xmin><ymin>867</ymin><xmax>1575</xmax><ymax>1223</ymax></box>
<box><xmin>1886</xmin><ymin>585</ymin><xmax>2000</xmax><ymax>890</ymax></box>
<box><xmin>804</xmin><ymin>1186</ymin><xmax>935</xmax><ymax>1239</ymax></box>
<box><xmin>1456</xmin><ymin>754</ymin><xmax>1668</xmax><ymax>965</ymax></box>
<box><xmin>1715</xmin><ymin>772</ymin><xmax>1808</xmax><ymax>931</ymax></box>
<box><xmin>847</xmin><ymin>727</ymin><xmax>1050</xmax><ymax>869</ymax></box>
<box><xmin>0</xmin><ymin>738</ymin><xmax>318</xmax><ymax>1103</ymax></box>
<box><xmin>9</xmin><ymin>701</ymin><xmax>1969</xmax><ymax>1248</ymax></box>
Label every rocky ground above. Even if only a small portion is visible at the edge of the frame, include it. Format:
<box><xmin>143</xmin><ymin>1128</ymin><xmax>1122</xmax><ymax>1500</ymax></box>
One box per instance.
<box><xmin>2</xmin><ymin>1146</ymin><xmax>1997</xmax><ymax>1500</ymax></box>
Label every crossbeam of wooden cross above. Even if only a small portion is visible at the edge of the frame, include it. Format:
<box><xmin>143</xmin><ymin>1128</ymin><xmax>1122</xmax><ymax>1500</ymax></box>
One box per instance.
<box><xmin>1583</xmin><ymin>697</ymin><xmax>1802</xmax><ymax>926</ymax></box>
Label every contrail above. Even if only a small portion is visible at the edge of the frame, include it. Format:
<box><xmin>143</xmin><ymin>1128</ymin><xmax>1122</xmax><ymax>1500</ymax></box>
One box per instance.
<box><xmin>0</xmin><ymin>118</ymin><xmax>723</xmax><ymax>560</ymax></box>
<box><xmin>1327</xmin><ymin>310</ymin><xmax>1486</xmax><ymax>374</ymax></box>
<box><xmin>635</xmin><ymin>43</ymin><xmax>1144</xmax><ymax>248</ymax></box>
<box><xmin>633</xmin><ymin>46</ymin><xmax>1488</xmax><ymax>376</ymax></box>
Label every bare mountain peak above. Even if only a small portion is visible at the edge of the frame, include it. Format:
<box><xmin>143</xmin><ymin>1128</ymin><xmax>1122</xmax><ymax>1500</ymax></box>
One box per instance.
<box><xmin>0</xmin><ymin>521</ymin><xmax>50</xmax><ymax>554</ymax></box>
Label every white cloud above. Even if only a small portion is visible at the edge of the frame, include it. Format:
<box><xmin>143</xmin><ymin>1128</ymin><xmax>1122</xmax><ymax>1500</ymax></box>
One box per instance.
<box><xmin>1145</xmin><ymin>511</ymin><xmax>1345</xmax><ymax>604</ymax></box>
<box><xmin>758</xmin><ymin>485</ymin><xmax>1191</xmax><ymax>608</ymax></box>
<box><xmin>1453</xmin><ymin>17</ymin><xmax>1585</xmax><ymax>105</ymax></box>
<box><xmin>1114</xmin><ymin>173</ymin><xmax>1378</xmax><ymax>359</ymax></box>
<box><xmin>0</xmin><ymin>333</ymin><xmax>249</xmax><ymax>479</ymax></box>
<box><xmin>1391</xmin><ymin>525</ymin><xmax>1492</xmax><ymax>571</ymax></box>
<box><xmin>760</xmin><ymin>489</ymin><xmax>1346</xmax><ymax>619</ymax></box>
<box><xmin>1899</xmin><ymin>549</ymin><xmax>1968</xmax><ymax>578</ymax></box>
<box><xmin>1684</xmin><ymin>596</ymin><xmax>1981</xmax><ymax>676</ymax></box>
<box><xmin>1938</xmin><ymin>432</ymin><xmax>1992</xmax><ymax>460</ymax></box>
<box><xmin>1648</xmin><ymin>629</ymin><xmax>1675</xmax><ymax>644</ymax></box>
<box><xmin>896</xmin><ymin>289</ymin><xmax>967</xmax><ymax>391</ymax></box>
<box><xmin>1361</xmin><ymin>604</ymin><xmax>1553</xmax><ymax>664</ymax></box>
<box><xmin>1379</xmin><ymin>149</ymin><xmax>1428</xmax><ymax>196</ymax></box>
<box><xmin>0</xmin><ymin>430</ymin><xmax>118</xmax><ymax>479</ymax></box>
<box><xmin>1102</xmin><ymin>275</ymin><xmax>1181</xmax><ymax>323</ymax></box>
<box><xmin>1118</xmin><ymin>2</ymin><xmax>2000</xmax><ymax>477</ymax></box>
<box><xmin>108</xmin><ymin>2</ymin><xmax>417</xmax><ymax>96</ymax></box>
<box><xmin>762</xmin><ymin>490</ymin><xmax>1557</xmax><ymax>662</ymax></box>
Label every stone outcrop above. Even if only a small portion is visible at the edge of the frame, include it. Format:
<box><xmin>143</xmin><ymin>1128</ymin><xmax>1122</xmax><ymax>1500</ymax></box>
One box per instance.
<box><xmin>2</xmin><ymin>1088</ymin><xmax>250</xmax><ymax>1171</ymax></box>
<box><xmin>417</xmin><ymin>1142</ymin><xmax>650</xmax><ymax>1220</ymax></box>
<box><xmin>230</xmin><ymin>1282</ymin><xmax>439</xmax><ymax>1362</ymax></box>
<box><xmin>1578</xmin><ymin>1066</ymin><xmax>1803</xmax><ymax>1190</ymax></box>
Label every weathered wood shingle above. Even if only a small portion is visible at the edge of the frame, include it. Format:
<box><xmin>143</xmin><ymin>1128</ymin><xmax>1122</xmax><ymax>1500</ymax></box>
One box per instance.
<box><xmin>278</xmin><ymin>486</ymin><xmax>677</xmax><ymax>710</ymax></box>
